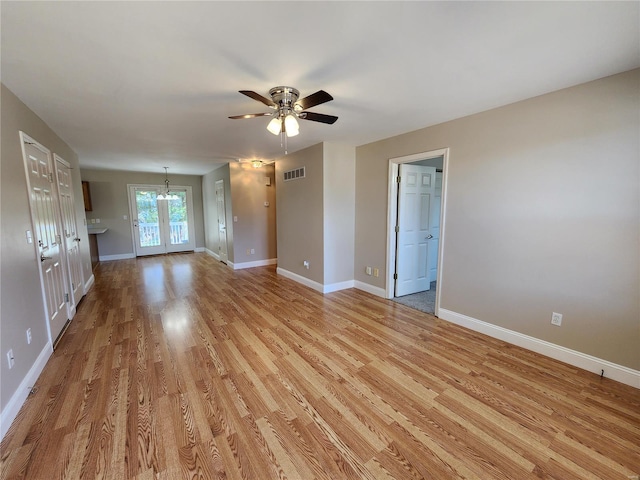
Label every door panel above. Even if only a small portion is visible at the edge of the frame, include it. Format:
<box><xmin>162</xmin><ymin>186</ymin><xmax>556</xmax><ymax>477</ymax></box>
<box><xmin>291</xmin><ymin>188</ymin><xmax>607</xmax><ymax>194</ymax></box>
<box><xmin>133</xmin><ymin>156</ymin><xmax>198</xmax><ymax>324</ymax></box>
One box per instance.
<box><xmin>129</xmin><ymin>185</ymin><xmax>196</xmax><ymax>256</ymax></box>
<box><xmin>215</xmin><ymin>180</ymin><xmax>228</xmax><ymax>264</ymax></box>
<box><xmin>395</xmin><ymin>164</ymin><xmax>436</xmax><ymax>297</ymax></box>
<box><xmin>21</xmin><ymin>133</ymin><xmax>68</xmax><ymax>344</ymax></box>
<box><xmin>55</xmin><ymin>154</ymin><xmax>83</xmax><ymax>312</ymax></box>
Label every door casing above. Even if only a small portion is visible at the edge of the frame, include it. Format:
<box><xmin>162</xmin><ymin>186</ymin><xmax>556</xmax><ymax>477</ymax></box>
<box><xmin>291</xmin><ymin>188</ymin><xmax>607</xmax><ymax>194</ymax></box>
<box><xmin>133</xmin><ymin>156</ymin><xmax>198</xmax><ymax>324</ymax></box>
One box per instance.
<box><xmin>386</xmin><ymin>148</ymin><xmax>450</xmax><ymax>316</ymax></box>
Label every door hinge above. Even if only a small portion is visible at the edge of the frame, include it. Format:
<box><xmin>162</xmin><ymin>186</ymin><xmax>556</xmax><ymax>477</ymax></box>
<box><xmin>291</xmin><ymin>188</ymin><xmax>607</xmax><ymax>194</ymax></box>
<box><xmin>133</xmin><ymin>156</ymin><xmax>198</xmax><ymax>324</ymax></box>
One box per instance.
<box><xmin>393</xmin><ymin>273</ymin><xmax>398</xmax><ymax>280</ymax></box>
<box><xmin>396</xmin><ymin>176</ymin><xmax>401</xmax><ymax>183</ymax></box>
<box><xmin>395</xmin><ymin>225</ymin><xmax>399</xmax><ymax>233</ymax></box>
<box><xmin>48</xmin><ymin>173</ymin><xmax>54</xmax><ymax>183</ymax></box>
<box><xmin>64</xmin><ymin>293</ymin><xmax>69</xmax><ymax>303</ymax></box>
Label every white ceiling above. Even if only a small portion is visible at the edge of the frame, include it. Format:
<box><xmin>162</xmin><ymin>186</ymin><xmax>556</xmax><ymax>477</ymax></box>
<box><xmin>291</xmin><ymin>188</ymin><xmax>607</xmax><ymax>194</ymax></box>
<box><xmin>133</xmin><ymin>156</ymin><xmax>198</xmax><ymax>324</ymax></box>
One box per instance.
<box><xmin>2</xmin><ymin>1</ymin><xmax>638</xmax><ymax>175</ymax></box>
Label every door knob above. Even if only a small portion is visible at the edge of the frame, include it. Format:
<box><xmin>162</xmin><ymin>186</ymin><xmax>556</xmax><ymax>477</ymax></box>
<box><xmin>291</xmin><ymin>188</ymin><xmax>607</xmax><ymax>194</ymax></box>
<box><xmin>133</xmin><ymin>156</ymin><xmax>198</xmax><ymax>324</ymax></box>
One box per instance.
<box><xmin>426</xmin><ymin>234</ymin><xmax>433</xmax><ymax>240</ymax></box>
<box><xmin>74</xmin><ymin>237</ymin><xmax>81</xmax><ymax>242</ymax></box>
<box><xmin>40</xmin><ymin>254</ymin><xmax>52</xmax><ymax>262</ymax></box>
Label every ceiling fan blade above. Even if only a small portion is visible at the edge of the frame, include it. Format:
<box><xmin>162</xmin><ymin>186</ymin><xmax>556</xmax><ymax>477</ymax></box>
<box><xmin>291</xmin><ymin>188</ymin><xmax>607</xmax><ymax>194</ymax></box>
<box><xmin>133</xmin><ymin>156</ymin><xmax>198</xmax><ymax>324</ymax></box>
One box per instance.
<box><xmin>239</xmin><ymin>90</ymin><xmax>276</xmax><ymax>107</ymax></box>
<box><xmin>229</xmin><ymin>113</ymin><xmax>272</xmax><ymax>119</ymax></box>
<box><xmin>296</xmin><ymin>90</ymin><xmax>333</xmax><ymax>110</ymax></box>
<box><xmin>300</xmin><ymin>111</ymin><xmax>338</xmax><ymax>124</ymax></box>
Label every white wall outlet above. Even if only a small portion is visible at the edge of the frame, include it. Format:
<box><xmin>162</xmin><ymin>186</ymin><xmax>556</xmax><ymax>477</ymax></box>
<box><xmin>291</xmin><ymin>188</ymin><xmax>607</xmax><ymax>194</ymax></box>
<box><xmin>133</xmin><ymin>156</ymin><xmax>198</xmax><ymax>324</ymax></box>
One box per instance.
<box><xmin>551</xmin><ymin>312</ymin><xmax>563</xmax><ymax>326</ymax></box>
<box><xmin>233</xmin><ymin>216</ymin><xmax>238</xmax><ymax>222</ymax></box>
<box><xmin>26</xmin><ymin>328</ymin><xmax>32</xmax><ymax>344</ymax></box>
<box><xmin>250</xmin><ymin>248</ymin><xmax>255</xmax><ymax>254</ymax></box>
<box><xmin>90</xmin><ymin>219</ymin><xmax>96</xmax><ymax>224</ymax></box>
<box><xmin>303</xmin><ymin>260</ymin><xmax>310</xmax><ymax>269</ymax></box>
<box><xmin>373</xmin><ymin>268</ymin><xmax>380</xmax><ymax>277</ymax></box>
<box><xmin>123</xmin><ymin>215</ymin><xmax>128</xmax><ymax>220</ymax></box>
<box><xmin>7</xmin><ymin>349</ymin><xmax>15</xmax><ymax>369</ymax></box>
<box><xmin>365</xmin><ymin>266</ymin><xmax>372</xmax><ymax>275</ymax></box>
<box><xmin>95</xmin><ymin>218</ymin><xmax>100</xmax><ymax>223</ymax></box>
<box><xmin>26</xmin><ymin>230</ymin><xmax>33</xmax><ymax>244</ymax></box>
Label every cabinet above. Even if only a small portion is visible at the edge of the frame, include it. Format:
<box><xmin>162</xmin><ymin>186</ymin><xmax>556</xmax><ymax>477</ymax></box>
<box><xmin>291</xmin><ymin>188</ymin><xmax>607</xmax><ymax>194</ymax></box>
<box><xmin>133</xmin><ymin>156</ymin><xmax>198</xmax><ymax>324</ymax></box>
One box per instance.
<box><xmin>82</xmin><ymin>181</ymin><xmax>92</xmax><ymax>211</ymax></box>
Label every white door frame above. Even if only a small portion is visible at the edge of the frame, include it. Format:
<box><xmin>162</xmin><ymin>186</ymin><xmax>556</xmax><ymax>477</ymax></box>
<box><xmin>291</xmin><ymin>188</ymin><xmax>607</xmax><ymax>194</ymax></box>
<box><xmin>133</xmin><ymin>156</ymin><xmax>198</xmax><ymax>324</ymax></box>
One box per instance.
<box><xmin>386</xmin><ymin>148</ymin><xmax>450</xmax><ymax>316</ymax></box>
<box><xmin>19</xmin><ymin>132</ymin><xmax>69</xmax><ymax>347</ymax></box>
<box><xmin>215</xmin><ymin>179</ymin><xmax>229</xmax><ymax>264</ymax></box>
<box><xmin>127</xmin><ymin>184</ymin><xmax>196</xmax><ymax>256</ymax></box>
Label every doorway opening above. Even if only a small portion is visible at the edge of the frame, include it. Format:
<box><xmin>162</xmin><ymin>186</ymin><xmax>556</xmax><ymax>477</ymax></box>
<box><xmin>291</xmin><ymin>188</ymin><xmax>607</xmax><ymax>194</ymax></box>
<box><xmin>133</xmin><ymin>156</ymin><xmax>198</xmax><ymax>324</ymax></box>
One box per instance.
<box><xmin>128</xmin><ymin>184</ymin><xmax>196</xmax><ymax>256</ymax></box>
<box><xmin>386</xmin><ymin>148</ymin><xmax>449</xmax><ymax>316</ymax></box>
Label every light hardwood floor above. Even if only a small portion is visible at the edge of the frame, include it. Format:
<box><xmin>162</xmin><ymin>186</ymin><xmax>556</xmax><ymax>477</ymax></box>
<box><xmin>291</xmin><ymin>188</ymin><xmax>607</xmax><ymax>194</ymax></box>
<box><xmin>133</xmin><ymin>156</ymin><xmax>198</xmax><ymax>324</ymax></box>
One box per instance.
<box><xmin>1</xmin><ymin>253</ymin><xmax>639</xmax><ymax>479</ymax></box>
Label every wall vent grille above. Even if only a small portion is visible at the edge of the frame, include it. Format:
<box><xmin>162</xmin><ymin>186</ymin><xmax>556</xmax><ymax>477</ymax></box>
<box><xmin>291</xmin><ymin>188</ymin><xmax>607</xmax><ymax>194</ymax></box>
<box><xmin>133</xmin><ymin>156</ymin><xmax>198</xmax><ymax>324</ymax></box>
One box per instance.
<box><xmin>283</xmin><ymin>167</ymin><xmax>305</xmax><ymax>182</ymax></box>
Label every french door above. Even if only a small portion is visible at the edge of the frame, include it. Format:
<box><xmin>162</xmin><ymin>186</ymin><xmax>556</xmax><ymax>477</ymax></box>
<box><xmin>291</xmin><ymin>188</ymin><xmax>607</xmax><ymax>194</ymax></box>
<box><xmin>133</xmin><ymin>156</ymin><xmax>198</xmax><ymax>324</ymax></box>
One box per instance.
<box><xmin>128</xmin><ymin>185</ymin><xmax>195</xmax><ymax>256</ymax></box>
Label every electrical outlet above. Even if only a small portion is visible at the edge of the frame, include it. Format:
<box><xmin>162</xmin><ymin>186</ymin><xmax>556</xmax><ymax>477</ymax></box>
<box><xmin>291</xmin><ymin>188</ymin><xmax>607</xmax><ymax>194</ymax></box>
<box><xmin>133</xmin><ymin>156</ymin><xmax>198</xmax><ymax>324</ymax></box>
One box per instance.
<box><xmin>7</xmin><ymin>349</ymin><xmax>15</xmax><ymax>369</ymax></box>
<box><xmin>373</xmin><ymin>268</ymin><xmax>379</xmax><ymax>277</ymax></box>
<box><xmin>303</xmin><ymin>260</ymin><xmax>310</xmax><ymax>269</ymax></box>
<box><xmin>26</xmin><ymin>328</ymin><xmax>32</xmax><ymax>344</ymax></box>
<box><xmin>246</xmin><ymin>248</ymin><xmax>250</xmax><ymax>255</ymax></box>
<box><xmin>250</xmin><ymin>248</ymin><xmax>255</xmax><ymax>255</ymax></box>
<box><xmin>365</xmin><ymin>266</ymin><xmax>372</xmax><ymax>275</ymax></box>
<box><xmin>551</xmin><ymin>312</ymin><xmax>563</xmax><ymax>326</ymax></box>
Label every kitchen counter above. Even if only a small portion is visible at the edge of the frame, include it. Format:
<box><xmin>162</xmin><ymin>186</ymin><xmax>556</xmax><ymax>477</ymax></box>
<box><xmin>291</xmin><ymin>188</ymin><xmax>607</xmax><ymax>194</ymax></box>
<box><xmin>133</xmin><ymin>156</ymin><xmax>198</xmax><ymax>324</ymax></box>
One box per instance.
<box><xmin>87</xmin><ymin>227</ymin><xmax>108</xmax><ymax>269</ymax></box>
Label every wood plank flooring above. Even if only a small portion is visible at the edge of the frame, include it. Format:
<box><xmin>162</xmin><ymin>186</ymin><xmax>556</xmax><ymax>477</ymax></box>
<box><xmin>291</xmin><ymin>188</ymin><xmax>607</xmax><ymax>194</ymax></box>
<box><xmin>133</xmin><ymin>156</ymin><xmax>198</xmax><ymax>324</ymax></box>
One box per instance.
<box><xmin>1</xmin><ymin>252</ymin><xmax>639</xmax><ymax>479</ymax></box>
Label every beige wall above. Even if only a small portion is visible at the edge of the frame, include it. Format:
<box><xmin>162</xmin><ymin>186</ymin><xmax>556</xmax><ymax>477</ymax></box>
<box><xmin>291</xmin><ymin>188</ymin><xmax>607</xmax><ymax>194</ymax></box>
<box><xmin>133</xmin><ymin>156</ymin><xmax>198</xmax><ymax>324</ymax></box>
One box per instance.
<box><xmin>1</xmin><ymin>84</ymin><xmax>90</xmax><ymax>411</ymax></box>
<box><xmin>229</xmin><ymin>162</ymin><xmax>277</xmax><ymax>265</ymax></box>
<box><xmin>276</xmin><ymin>143</ymin><xmax>325</xmax><ymax>283</ymax></box>
<box><xmin>80</xmin><ymin>168</ymin><xmax>205</xmax><ymax>257</ymax></box>
<box><xmin>323</xmin><ymin>143</ymin><xmax>356</xmax><ymax>285</ymax></box>
<box><xmin>355</xmin><ymin>69</ymin><xmax>640</xmax><ymax>370</ymax></box>
<box><xmin>202</xmin><ymin>164</ymin><xmax>234</xmax><ymax>262</ymax></box>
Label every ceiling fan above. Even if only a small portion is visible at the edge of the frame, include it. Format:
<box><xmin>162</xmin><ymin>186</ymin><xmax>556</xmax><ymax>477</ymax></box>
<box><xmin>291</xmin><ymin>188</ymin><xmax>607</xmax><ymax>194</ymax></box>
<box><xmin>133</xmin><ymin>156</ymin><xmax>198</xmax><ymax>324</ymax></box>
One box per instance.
<box><xmin>229</xmin><ymin>86</ymin><xmax>338</xmax><ymax>139</ymax></box>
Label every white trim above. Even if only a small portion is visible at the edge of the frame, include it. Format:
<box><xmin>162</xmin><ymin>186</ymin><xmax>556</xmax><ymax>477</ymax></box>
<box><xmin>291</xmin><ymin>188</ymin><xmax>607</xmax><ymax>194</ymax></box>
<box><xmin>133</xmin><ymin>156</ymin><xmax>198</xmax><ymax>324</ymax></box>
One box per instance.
<box><xmin>232</xmin><ymin>258</ymin><xmax>278</xmax><ymax>270</ymax></box>
<box><xmin>385</xmin><ymin>148</ymin><xmax>450</xmax><ymax>319</ymax></box>
<box><xmin>324</xmin><ymin>280</ymin><xmax>354</xmax><ymax>294</ymax></box>
<box><xmin>1</xmin><ymin>342</ymin><xmax>53</xmax><ymax>440</ymax></box>
<box><xmin>277</xmin><ymin>268</ymin><xmax>325</xmax><ymax>293</ymax></box>
<box><xmin>276</xmin><ymin>268</ymin><xmax>356</xmax><ymax>294</ymax></box>
<box><xmin>354</xmin><ymin>281</ymin><xmax>387</xmax><ymax>298</ymax></box>
<box><xmin>438</xmin><ymin>309</ymin><xmax>640</xmax><ymax>389</ymax></box>
<box><xmin>205</xmin><ymin>248</ymin><xmax>221</xmax><ymax>261</ymax></box>
<box><xmin>84</xmin><ymin>273</ymin><xmax>95</xmax><ymax>293</ymax></box>
<box><xmin>194</xmin><ymin>247</ymin><xmax>205</xmax><ymax>253</ymax></box>
<box><xmin>99</xmin><ymin>253</ymin><xmax>135</xmax><ymax>261</ymax></box>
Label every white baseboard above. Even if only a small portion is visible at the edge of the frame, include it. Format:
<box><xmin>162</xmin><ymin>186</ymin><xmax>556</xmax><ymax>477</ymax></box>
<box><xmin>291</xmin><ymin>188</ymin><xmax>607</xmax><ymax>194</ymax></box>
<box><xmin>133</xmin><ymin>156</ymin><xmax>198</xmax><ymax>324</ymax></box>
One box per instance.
<box><xmin>324</xmin><ymin>279</ymin><xmax>355</xmax><ymax>293</ymax></box>
<box><xmin>277</xmin><ymin>268</ymin><xmax>325</xmax><ymax>293</ymax></box>
<box><xmin>99</xmin><ymin>253</ymin><xmax>135</xmax><ymax>261</ymax></box>
<box><xmin>354</xmin><ymin>280</ymin><xmax>387</xmax><ymax>298</ymax></box>
<box><xmin>1</xmin><ymin>342</ymin><xmax>53</xmax><ymax>440</ymax></box>
<box><xmin>276</xmin><ymin>268</ymin><xmax>355</xmax><ymax>294</ymax></box>
<box><xmin>83</xmin><ymin>273</ymin><xmax>95</xmax><ymax>294</ymax></box>
<box><xmin>204</xmin><ymin>248</ymin><xmax>221</xmax><ymax>261</ymax></box>
<box><xmin>233</xmin><ymin>258</ymin><xmax>278</xmax><ymax>270</ymax></box>
<box><xmin>438</xmin><ymin>308</ymin><xmax>640</xmax><ymax>389</ymax></box>
<box><xmin>194</xmin><ymin>247</ymin><xmax>205</xmax><ymax>253</ymax></box>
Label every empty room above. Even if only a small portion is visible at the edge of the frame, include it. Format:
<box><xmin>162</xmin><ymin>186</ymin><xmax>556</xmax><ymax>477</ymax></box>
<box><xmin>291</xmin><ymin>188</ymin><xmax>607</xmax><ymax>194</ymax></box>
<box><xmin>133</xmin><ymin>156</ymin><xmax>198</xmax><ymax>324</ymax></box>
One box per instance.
<box><xmin>1</xmin><ymin>2</ymin><xmax>639</xmax><ymax>479</ymax></box>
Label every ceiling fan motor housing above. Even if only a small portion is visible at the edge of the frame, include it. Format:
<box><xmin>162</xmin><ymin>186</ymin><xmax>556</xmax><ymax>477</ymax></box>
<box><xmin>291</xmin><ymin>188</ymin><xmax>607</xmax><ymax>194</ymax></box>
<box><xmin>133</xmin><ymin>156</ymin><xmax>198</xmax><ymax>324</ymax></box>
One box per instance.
<box><xmin>269</xmin><ymin>86</ymin><xmax>300</xmax><ymax>115</ymax></box>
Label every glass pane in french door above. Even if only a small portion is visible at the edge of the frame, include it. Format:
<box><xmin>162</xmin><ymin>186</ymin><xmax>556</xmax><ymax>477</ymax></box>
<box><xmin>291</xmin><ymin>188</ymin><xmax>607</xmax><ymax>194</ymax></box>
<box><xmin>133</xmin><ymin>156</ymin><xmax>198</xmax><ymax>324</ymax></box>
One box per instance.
<box><xmin>168</xmin><ymin>191</ymin><xmax>189</xmax><ymax>245</ymax></box>
<box><xmin>135</xmin><ymin>190</ymin><xmax>161</xmax><ymax>247</ymax></box>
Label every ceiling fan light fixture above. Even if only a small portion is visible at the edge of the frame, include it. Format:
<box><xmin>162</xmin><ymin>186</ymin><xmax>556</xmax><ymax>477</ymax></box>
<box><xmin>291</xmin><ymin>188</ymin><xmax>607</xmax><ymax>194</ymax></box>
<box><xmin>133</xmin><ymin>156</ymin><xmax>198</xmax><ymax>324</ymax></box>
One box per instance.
<box><xmin>284</xmin><ymin>114</ymin><xmax>299</xmax><ymax>137</ymax></box>
<box><xmin>267</xmin><ymin>116</ymin><xmax>282</xmax><ymax>135</ymax></box>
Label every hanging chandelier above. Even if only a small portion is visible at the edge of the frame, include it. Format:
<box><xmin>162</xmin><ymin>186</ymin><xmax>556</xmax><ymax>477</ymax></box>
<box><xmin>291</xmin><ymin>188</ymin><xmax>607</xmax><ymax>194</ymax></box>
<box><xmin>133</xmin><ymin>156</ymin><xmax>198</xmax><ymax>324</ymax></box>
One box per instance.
<box><xmin>157</xmin><ymin>167</ymin><xmax>179</xmax><ymax>201</ymax></box>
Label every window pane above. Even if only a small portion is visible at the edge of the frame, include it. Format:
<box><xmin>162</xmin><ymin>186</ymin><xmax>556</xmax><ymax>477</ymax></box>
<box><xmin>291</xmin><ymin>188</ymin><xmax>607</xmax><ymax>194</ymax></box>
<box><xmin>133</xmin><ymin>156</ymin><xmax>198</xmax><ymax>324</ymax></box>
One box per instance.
<box><xmin>168</xmin><ymin>191</ymin><xmax>189</xmax><ymax>245</ymax></box>
<box><xmin>136</xmin><ymin>191</ymin><xmax>161</xmax><ymax>247</ymax></box>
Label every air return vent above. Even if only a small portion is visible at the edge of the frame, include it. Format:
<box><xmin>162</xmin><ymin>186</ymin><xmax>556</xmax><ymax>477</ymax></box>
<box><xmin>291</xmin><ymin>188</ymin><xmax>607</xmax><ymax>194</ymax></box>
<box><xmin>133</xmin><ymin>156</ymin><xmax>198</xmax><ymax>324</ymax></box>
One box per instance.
<box><xmin>283</xmin><ymin>166</ymin><xmax>305</xmax><ymax>182</ymax></box>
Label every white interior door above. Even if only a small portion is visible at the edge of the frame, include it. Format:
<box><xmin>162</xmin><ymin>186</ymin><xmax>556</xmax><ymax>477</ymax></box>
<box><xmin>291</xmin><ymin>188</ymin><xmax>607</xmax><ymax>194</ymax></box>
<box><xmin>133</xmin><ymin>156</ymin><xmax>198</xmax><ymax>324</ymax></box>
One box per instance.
<box><xmin>429</xmin><ymin>172</ymin><xmax>442</xmax><ymax>282</ymax></box>
<box><xmin>395</xmin><ymin>164</ymin><xmax>436</xmax><ymax>297</ymax></box>
<box><xmin>129</xmin><ymin>185</ymin><xmax>196</xmax><ymax>256</ymax></box>
<box><xmin>54</xmin><ymin>154</ymin><xmax>83</xmax><ymax>315</ymax></box>
<box><xmin>215</xmin><ymin>180</ymin><xmax>228</xmax><ymax>264</ymax></box>
<box><xmin>21</xmin><ymin>133</ymin><xmax>69</xmax><ymax>344</ymax></box>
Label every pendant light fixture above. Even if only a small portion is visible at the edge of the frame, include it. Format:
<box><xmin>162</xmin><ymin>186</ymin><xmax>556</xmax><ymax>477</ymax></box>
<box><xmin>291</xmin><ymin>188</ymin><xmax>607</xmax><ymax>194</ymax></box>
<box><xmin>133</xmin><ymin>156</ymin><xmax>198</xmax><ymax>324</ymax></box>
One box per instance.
<box><xmin>157</xmin><ymin>167</ymin><xmax>179</xmax><ymax>201</ymax></box>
